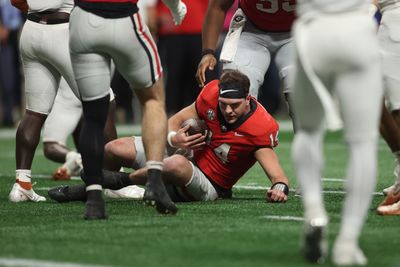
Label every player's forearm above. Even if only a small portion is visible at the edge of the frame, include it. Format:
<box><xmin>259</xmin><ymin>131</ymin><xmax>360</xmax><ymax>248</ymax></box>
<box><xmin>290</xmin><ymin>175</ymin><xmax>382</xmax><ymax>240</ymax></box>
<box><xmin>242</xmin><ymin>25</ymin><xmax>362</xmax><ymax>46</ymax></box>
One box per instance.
<box><xmin>202</xmin><ymin>0</ymin><xmax>233</xmax><ymax>51</ymax></box>
<box><xmin>168</xmin><ymin>103</ymin><xmax>199</xmax><ymax>132</ymax></box>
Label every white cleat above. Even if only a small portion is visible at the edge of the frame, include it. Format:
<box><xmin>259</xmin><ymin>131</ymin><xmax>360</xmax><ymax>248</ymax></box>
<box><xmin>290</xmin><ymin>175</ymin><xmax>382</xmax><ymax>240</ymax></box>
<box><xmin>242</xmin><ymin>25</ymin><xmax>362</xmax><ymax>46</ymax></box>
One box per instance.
<box><xmin>332</xmin><ymin>239</ymin><xmax>367</xmax><ymax>266</ymax></box>
<box><xmin>9</xmin><ymin>183</ymin><xmax>46</xmax><ymax>202</ymax></box>
<box><xmin>52</xmin><ymin>152</ymin><xmax>83</xmax><ymax>180</ymax></box>
<box><xmin>104</xmin><ymin>185</ymin><xmax>145</xmax><ymax>200</ymax></box>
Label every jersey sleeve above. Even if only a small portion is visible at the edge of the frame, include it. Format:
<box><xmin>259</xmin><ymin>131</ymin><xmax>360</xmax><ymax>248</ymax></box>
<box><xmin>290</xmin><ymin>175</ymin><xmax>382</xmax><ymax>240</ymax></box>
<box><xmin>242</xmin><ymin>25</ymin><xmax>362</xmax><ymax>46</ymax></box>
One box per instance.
<box><xmin>195</xmin><ymin>80</ymin><xmax>219</xmax><ymax>120</ymax></box>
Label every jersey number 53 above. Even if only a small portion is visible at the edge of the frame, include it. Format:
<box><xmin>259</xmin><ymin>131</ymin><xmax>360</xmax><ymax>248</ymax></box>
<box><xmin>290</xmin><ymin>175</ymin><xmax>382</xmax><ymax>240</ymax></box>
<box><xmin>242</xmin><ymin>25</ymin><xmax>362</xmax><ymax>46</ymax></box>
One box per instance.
<box><xmin>256</xmin><ymin>0</ymin><xmax>295</xmax><ymax>13</ymax></box>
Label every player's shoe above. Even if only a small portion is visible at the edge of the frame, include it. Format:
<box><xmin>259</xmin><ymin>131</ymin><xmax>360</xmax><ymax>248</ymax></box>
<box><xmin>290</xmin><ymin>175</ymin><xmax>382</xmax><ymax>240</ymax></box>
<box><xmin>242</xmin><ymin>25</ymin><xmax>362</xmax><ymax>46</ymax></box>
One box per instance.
<box><xmin>52</xmin><ymin>152</ymin><xmax>83</xmax><ymax>180</ymax></box>
<box><xmin>48</xmin><ymin>184</ymin><xmax>86</xmax><ymax>203</ymax></box>
<box><xmin>378</xmin><ymin>186</ymin><xmax>400</xmax><ymax>207</ymax></box>
<box><xmin>104</xmin><ymin>185</ymin><xmax>145</xmax><ymax>200</ymax></box>
<box><xmin>383</xmin><ymin>163</ymin><xmax>400</xmax><ymax>195</ymax></box>
<box><xmin>143</xmin><ymin>179</ymin><xmax>178</xmax><ymax>215</ymax></box>
<box><xmin>9</xmin><ymin>183</ymin><xmax>46</xmax><ymax>202</ymax></box>
<box><xmin>84</xmin><ymin>190</ymin><xmax>106</xmax><ymax>220</ymax></box>
<box><xmin>377</xmin><ymin>200</ymin><xmax>400</xmax><ymax>216</ymax></box>
<box><xmin>332</xmin><ymin>238</ymin><xmax>367</xmax><ymax>266</ymax></box>
<box><xmin>303</xmin><ymin>217</ymin><xmax>328</xmax><ymax>264</ymax></box>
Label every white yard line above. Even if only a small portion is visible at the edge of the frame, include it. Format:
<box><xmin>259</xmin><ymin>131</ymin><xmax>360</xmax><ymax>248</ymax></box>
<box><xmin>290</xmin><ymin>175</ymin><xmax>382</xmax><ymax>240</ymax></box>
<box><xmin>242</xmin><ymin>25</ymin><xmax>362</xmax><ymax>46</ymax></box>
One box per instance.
<box><xmin>0</xmin><ymin>258</ymin><xmax>115</xmax><ymax>267</ymax></box>
<box><xmin>262</xmin><ymin>215</ymin><xmax>304</xmax><ymax>222</ymax></box>
<box><xmin>233</xmin><ymin>184</ymin><xmax>383</xmax><ymax>196</ymax></box>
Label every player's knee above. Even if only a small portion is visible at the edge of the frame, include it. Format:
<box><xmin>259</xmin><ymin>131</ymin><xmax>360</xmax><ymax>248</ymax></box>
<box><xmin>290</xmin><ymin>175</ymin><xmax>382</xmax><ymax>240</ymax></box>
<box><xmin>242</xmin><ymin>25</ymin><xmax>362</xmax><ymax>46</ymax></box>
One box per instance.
<box><xmin>104</xmin><ymin>140</ymin><xmax>119</xmax><ymax>160</ymax></box>
<box><xmin>163</xmin><ymin>155</ymin><xmax>188</xmax><ymax>175</ymax></box>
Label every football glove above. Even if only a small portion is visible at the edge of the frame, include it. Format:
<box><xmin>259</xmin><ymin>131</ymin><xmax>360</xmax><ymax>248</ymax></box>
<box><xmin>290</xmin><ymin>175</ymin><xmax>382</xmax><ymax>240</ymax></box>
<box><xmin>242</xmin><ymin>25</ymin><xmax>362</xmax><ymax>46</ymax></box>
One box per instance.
<box><xmin>162</xmin><ymin>0</ymin><xmax>187</xmax><ymax>25</ymax></box>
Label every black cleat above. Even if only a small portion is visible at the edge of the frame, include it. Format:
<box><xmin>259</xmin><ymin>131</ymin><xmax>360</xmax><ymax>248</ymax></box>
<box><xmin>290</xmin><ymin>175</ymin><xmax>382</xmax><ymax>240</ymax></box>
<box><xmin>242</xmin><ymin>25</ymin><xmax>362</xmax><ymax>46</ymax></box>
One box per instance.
<box><xmin>84</xmin><ymin>190</ymin><xmax>107</xmax><ymax>220</ymax></box>
<box><xmin>48</xmin><ymin>185</ymin><xmax>86</xmax><ymax>203</ymax></box>
<box><xmin>143</xmin><ymin>182</ymin><xmax>178</xmax><ymax>215</ymax></box>
<box><xmin>303</xmin><ymin>218</ymin><xmax>328</xmax><ymax>264</ymax></box>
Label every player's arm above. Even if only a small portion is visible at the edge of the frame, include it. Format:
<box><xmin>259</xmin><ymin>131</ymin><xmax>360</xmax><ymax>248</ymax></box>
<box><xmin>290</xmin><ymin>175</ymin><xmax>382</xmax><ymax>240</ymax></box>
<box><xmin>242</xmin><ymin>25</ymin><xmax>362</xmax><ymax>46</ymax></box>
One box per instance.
<box><xmin>10</xmin><ymin>0</ymin><xmax>28</xmax><ymax>13</ymax></box>
<box><xmin>196</xmin><ymin>0</ymin><xmax>234</xmax><ymax>87</ymax></box>
<box><xmin>255</xmin><ymin>147</ymin><xmax>289</xmax><ymax>203</ymax></box>
<box><xmin>167</xmin><ymin>102</ymin><xmax>205</xmax><ymax>149</ymax></box>
<box><xmin>161</xmin><ymin>0</ymin><xmax>187</xmax><ymax>25</ymax></box>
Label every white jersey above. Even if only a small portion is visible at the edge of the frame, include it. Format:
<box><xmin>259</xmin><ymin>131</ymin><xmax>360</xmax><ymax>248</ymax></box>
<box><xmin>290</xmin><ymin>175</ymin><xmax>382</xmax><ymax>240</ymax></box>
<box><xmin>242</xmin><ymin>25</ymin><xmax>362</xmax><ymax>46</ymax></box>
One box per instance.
<box><xmin>379</xmin><ymin>0</ymin><xmax>400</xmax><ymax>12</ymax></box>
<box><xmin>27</xmin><ymin>0</ymin><xmax>74</xmax><ymax>14</ymax></box>
<box><xmin>297</xmin><ymin>0</ymin><xmax>370</xmax><ymax>16</ymax></box>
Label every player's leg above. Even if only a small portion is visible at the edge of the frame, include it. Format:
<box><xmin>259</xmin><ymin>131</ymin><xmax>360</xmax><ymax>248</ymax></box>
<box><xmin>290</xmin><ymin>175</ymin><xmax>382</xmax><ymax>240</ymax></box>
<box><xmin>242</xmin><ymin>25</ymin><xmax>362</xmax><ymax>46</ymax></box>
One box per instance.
<box><xmin>223</xmin><ymin>24</ymin><xmax>271</xmax><ymax>99</ymax></box>
<box><xmin>42</xmin><ymin>78</ymin><xmax>83</xmax><ymax>179</ymax></box>
<box><xmin>112</xmin><ymin>12</ymin><xmax>176</xmax><ymax>214</ymax></box>
<box><xmin>291</xmin><ymin>48</ymin><xmax>328</xmax><ymax>264</ymax></box>
<box><xmin>104</xmin><ymin>136</ymin><xmax>140</xmax><ymax>171</ymax></box>
<box><xmin>275</xmin><ymin>41</ymin><xmax>296</xmax><ymax>131</ymax></box>
<box><xmin>69</xmin><ymin>6</ymin><xmax>112</xmax><ymax>219</ymax></box>
<box><xmin>379</xmin><ymin>103</ymin><xmax>400</xmax><ymax>195</ymax></box>
<box><xmin>331</xmin><ymin>27</ymin><xmax>382</xmax><ymax>265</ymax></box>
<box><xmin>378</xmin><ymin>8</ymin><xmax>400</xmax><ymax>195</ymax></box>
<box><xmin>11</xmin><ymin>58</ymin><xmax>60</xmax><ymax>202</ymax></box>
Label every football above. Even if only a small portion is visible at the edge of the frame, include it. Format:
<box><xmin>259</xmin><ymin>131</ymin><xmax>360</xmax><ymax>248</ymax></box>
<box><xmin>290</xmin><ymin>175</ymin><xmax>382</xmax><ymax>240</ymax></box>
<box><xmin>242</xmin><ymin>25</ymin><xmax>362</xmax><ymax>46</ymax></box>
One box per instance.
<box><xmin>180</xmin><ymin>118</ymin><xmax>207</xmax><ymax>136</ymax></box>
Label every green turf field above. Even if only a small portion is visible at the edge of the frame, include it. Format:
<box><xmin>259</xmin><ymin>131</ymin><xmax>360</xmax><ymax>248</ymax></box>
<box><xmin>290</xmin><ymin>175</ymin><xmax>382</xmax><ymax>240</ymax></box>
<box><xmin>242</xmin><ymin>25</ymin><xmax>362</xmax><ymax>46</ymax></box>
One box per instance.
<box><xmin>0</xmin><ymin>126</ymin><xmax>399</xmax><ymax>267</ymax></box>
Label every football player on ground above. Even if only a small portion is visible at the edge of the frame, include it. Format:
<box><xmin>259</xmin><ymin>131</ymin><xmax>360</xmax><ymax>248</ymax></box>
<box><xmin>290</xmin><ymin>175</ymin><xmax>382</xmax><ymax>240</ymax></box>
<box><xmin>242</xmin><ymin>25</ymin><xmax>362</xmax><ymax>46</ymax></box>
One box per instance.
<box><xmin>68</xmin><ymin>0</ymin><xmax>186</xmax><ymax>218</ymax></box>
<box><xmin>375</xmin><ymin>0</ymin><xmax>400</xmax><ymax>216</ymax></box>
<box><xmin>291</xmin><ymin>0</ymin><xmax>383</xmax><ymax>265</ymax></box>
<box><xmin>196</xmin><ymin>0</ymin><xmax>297</xmax><ymax>128</ymax></box>
<box><xmin>49</xmin><ymin>70</ymin><xmax>289</xmax><ymax>204</ymax></box>
<box><xmin>8</xmin><ymin>0</ymin><xmax>80</xmax><ymax>203</ymax></box>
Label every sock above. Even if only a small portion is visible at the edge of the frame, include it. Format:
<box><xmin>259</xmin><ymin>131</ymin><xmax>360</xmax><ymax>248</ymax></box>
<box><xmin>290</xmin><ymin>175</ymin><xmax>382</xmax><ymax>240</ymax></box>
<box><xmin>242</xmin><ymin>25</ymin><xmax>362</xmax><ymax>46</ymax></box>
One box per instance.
<box><xmin>146</xmin><ymin>161</ymin><xmax>163</xmax><ymax>185</ymax></box>
<box><xmin>16</xmin><ymin>169</ymin><xmax>32</xmax><ymax>190</ymax></box>
<box><xmin>338</xmin><ymin>140</ymin><xmax>377</xmax><ymax>242</ymax></box>
<box><xmin>393</xmin><ymin>151</ymin><xmax>400</xmax><ymax>185</ymax></box>
<box><xmin>292</xmin><ymin>131</ymin><xmax>327</xmax><ymax>220</ymax></box>
<box><xmin>102</xmin><ymin>170</ymin><xmax>132</xmax><ymax>190</ymax></box>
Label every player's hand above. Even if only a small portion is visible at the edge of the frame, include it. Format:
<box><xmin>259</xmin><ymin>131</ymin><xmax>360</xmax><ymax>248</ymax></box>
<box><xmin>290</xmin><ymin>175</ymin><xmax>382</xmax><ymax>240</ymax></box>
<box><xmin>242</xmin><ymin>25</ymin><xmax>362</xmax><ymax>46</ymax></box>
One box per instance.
<box><xmin>196</xmin><ymin>54</ymin><xmax>217</xmax><ymax>87</ymax></box>
<box><xmin>266</xmin><ymin>182</ymin><xmax>289</xmax><ymax>203</ymax></box>
<box><xmin>169</xmin><ymin>1</ymin><xmax>187</xmax><ymax>25</ymax></box>
<box><xmin>172</xmin><ymin>124</ymin><xmax>206</xmax><ymax>150</ymax></box>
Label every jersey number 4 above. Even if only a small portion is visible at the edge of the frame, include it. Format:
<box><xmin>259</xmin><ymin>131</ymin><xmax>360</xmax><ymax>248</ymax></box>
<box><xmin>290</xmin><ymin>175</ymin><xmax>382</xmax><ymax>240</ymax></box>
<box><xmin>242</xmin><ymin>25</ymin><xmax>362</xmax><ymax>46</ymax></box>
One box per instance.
<box><xmin>256</xmin><ymin>0</ymin><xmax>295</xmax><ymax>13</ymax></box>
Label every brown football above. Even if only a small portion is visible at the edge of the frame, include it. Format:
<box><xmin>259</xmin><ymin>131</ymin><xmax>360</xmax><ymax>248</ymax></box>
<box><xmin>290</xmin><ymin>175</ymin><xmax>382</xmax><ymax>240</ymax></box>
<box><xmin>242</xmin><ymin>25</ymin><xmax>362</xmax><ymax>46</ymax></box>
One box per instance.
<box><xmin>180</xmin><ymin>118</ymin><xmax>207</xmax><ymax>136</ymax></box>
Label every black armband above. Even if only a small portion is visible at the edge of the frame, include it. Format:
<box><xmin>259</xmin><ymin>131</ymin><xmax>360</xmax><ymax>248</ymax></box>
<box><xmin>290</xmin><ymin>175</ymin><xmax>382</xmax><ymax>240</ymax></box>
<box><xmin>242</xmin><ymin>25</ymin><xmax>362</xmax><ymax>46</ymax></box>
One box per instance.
<box><xmin>201</xmin><ymin>48</ymin><xmax>216</xmax><ymax>58</ymax></box>
<box><xmin>271</xmin><ymin>182</ymin><xmax>289</xmax><ymax>196</ymax></box>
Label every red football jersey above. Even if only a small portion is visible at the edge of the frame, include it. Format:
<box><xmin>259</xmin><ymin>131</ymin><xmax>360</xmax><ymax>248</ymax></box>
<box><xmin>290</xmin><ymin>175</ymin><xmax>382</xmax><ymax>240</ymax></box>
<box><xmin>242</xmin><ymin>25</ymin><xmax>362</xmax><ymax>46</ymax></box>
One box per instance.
<box><xmin>240</xmin><ymin>0</ymin><xmax>296</xmax><ymax>32</ymax></box>
<box><xmin>194</xmin><ymin>80</ymin><xmax>279</xmax><ymax>189</ymax></box>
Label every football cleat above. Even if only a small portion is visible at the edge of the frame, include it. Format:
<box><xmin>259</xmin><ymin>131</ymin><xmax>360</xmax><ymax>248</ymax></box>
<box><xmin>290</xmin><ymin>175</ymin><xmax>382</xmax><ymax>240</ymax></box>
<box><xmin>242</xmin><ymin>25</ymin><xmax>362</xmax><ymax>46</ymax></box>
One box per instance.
<box><xmin>332</xmin><ymin>238</ymin><xmax>367</xmax><ymax>266</ymax></box>
<box><xmin>9</xmin><ymin>183</ymin><xmax>46</xmax><ymax>202</ymax></box>
<box><xmin>143</xmin><ymin>181</ymin><xmax>178</xmax><ymax>215</ymax></box>
<box><xmin>52</xmin><ymin>152</ymin><xmax>83</xmax><ymax>180</ymax></box>
<box><xmin>84</xmin><ymin>190</ymin><xmax>107</xmax><ymax>220</ymax></box>
<box><xmin>303</xmin><ymin>217</ymin><xmax>328</xmax><ymax>264</ymax></box>
<box><xmin>48</xmin><ymin>185</ymin><xmax>86</xmax><ymax>203</ymax></box>
<box><xmin>377</xmin><ymin>200</ymin><xmax>400</xmax><ymax>216</ymax></box>
<box><xmin>104</xmin><ymin>185</ymin><xmax>145</xmax><ymax>200</ymax></box>
<box><xmin>378</xmin><ymin>187</ymin><xmax>400</xmax><ymax>207</ymax></box>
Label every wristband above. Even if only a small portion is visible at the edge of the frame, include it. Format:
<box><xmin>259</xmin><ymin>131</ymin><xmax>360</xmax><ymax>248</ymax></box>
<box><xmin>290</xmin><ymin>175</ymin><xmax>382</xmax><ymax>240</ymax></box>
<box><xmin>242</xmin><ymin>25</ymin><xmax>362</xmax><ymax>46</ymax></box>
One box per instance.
<box><xmin>167</xmin><ymin>131</ymin><xmax>177</xmax><ymax>148</ymax></box>
<box><xmin>271</xmin><ymin>182</ymin><xmax>289</xmax><ymax>196</ymax></box>
<box><xmin>201</xmin><ymin>48</ymin><xmax>216</xmax><ymax>58</ymax></box>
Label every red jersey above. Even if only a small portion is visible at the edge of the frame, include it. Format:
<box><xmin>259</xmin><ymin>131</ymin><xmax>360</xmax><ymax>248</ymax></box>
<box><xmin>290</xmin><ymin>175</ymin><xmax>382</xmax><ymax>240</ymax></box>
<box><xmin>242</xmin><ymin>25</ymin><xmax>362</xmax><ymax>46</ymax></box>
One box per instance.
<box><xmin>240</xmin><ymin>0</ymin><xmax>296</xmax><ymax>32</ymax></box>
<box><xmin>194</xmin><ymin>80</ymin><xmax>279</xmax><ymax>189</ymax></box>
<box><xmin>157</xmin><ymin>0</ymin><xmax>208</xmax><ymax>35</ymax></box>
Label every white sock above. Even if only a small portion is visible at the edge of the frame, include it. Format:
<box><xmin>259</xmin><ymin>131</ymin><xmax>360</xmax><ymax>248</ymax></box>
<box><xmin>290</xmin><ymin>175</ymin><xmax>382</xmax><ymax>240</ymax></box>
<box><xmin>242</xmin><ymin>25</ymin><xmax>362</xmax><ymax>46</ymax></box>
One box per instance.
<box><xmin>394</xmin><ymin>151</ymin><xmax>400</xmax><ymax>185</ymax></box>
<box><xmin>292</xmin><ymin>130</ymin><xmax>327</xmax><ymax>220</ymax></box>
<box><xmin>338</xmin><ymin>140</ymin><xmax>377</xmax><ymax>241</ymax></box>
<box><xmin>16</xmin><ymin>169</ymin><xmax>32</xmax><ymax>183</ymax></box>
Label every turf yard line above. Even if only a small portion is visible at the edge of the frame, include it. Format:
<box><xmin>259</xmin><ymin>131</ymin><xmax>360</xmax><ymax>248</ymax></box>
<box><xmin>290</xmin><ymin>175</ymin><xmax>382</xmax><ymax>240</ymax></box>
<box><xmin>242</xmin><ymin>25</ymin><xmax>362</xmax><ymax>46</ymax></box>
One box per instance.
<box><xmin>234</xmin><ymin>184</ymin><xmax>383</xmax><ymax>195</ymax></box>
<box><xmin>0</xmin><ymin>257</ymin><xmax>115</xmax><ymax>267</ymax></box>
<box><xmin>262</xmin><ymin>215</ymin><xmax>304</xmax><ymax>221</ymax></box>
